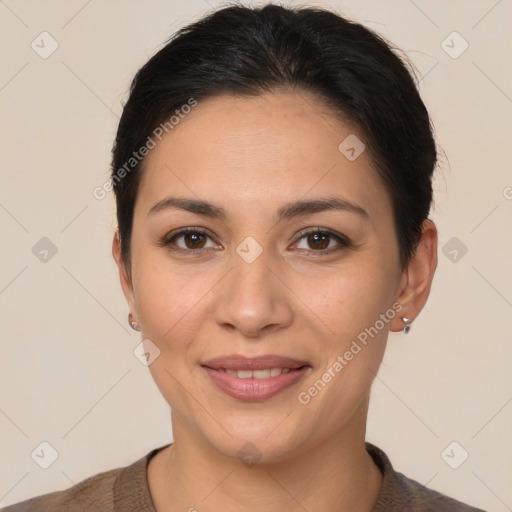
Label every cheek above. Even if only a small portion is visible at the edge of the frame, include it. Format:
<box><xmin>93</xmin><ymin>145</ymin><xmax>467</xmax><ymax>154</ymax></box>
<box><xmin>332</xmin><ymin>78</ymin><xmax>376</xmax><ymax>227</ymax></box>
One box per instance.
<box><xmin>290</xmin><ymin>264</ymin><xmax>395</xmax><ymax>413</ymax></box>
<box><xmin>294</xmin><ymin>270</ymin><xmax>393</xmax><ymax>427</ymax></box>
<box><xmin>288</xmin><ymin>260</ymin><xmax>398</xmax><ymax>344</ymax></box>
<box><xmin>131</xmin><ymin>254</ymin><xmax>216</xmax><ymax>352</ymax></box>
<box><xmin>131</xmin><ymin>259</ymin><xmax>215</xmax><ymax>413</ymax></box>
<box><xmin>295</xmin><ymin>340</ymin><xmax>385</xmax><ymax>441</ymax></box>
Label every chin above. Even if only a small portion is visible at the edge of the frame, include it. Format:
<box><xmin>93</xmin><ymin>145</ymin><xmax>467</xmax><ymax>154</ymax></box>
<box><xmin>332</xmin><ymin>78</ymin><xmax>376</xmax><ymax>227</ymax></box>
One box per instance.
<box><xmin>199</xmin><ymin>416</ymin><xmax>310</xmax><ymax>466</ymax></box>
<box><xmin>218</xmin><ymin>437</ymin><xmax>298</xmax><ymax>466</ymax></box>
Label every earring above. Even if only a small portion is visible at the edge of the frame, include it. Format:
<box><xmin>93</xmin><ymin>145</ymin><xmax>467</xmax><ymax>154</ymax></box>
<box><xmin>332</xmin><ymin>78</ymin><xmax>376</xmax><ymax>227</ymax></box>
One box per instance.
<box><xmin>128</xmin><ymin>312</ymin><xmax>140</xmax><ymax>332</ymax></box>
<box><xmin>402</xmin><ymin>317</ymin><xmax>412</xmax><ymax>334</ymax></box>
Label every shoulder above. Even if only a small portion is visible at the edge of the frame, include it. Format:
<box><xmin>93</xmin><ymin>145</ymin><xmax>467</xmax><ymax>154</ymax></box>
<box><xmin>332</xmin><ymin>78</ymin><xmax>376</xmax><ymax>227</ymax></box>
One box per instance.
<box><xmin>1</xmin><ymin>445</ymin><xmax>167</xmax><ymax>512</ymax></box>
<box><xmin>366</xmin><ymin>442</ymin><xmax>488</xmax><ymax>512</ymax></box>
<box><xmin>1</xmin><ymin>466</ymin><xmax>122</xmax><ymax>512</ymax></box>
<box><xmin>393</xmin><ymin>470</ymin><xmax>487</xmax><ymax>511</ymax></box>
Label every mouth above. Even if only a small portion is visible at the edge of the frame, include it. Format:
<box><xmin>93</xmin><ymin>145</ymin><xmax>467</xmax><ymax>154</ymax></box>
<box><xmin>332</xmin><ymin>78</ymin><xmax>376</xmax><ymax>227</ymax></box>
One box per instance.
<box><xmin>201</xmin><ymin>355</ymin><xmax>311</xmax><ymax>401</ymax></box>
<box><xmin>213</xmin><ymin>367</ymin><xmax>295</xmax><ymax>379</ymax></box>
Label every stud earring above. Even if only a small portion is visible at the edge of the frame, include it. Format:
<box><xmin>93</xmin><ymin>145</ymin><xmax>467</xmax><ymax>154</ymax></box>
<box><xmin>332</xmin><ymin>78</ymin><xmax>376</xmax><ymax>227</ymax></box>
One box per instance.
<box><xmin>128</xmin><ymin>312</ymin><xmax>140</xmax><ymax>332</ymax></box>
<box><xmin>402</xmin><ymin>317</ymin><xmax>412</xmax><ymax>334</ymax></box>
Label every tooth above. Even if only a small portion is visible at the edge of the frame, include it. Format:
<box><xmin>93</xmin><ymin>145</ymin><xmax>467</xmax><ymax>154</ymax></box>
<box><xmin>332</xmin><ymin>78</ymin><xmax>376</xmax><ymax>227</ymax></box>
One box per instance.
<box><xmin>270</xmin><ymin>368</ymin><xmax>282</xmax><ymax>377</ymax></box>
<box><xmin>253</xmin><ymin>369</ymin><xmax>271</xmax><ymax>379</ymax></box>
<box><xmin>222</xmin><ymin>368</ymin><xmax>290</xmax><ymax>379</ymax></box>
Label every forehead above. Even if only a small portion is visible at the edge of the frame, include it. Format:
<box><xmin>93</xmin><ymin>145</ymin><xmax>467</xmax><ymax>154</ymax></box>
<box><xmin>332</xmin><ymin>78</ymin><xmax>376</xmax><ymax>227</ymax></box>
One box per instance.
<box><xmin>136</xmin><ymin>91</ymin><xmax>391</xmax><ymax>220</ymax></box>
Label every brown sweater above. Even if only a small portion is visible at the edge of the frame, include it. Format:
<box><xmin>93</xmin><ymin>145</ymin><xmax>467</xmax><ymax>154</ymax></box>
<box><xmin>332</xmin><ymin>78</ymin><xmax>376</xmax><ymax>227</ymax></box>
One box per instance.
<box><xmin>1</xmin><ymin>442</ymin><xmax>486</xmax><ymax>511</ymax></box>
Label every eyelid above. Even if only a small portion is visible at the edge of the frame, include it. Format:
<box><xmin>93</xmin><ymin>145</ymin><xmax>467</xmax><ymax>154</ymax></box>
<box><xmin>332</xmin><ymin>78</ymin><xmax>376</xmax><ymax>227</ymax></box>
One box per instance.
<box><xmin>160</xmin><ymin>226</ymin><xmax>351</xmax><ymax>255</ymax></box>
<box><xmin>161</xmin><ymin>227</ymin><xmax>221</xmax><ymax>251</ymax></box>
<box><xmin>291</xmin><ymin>227</ymin><xmax>351</xmax><ymax>254</ymax></box>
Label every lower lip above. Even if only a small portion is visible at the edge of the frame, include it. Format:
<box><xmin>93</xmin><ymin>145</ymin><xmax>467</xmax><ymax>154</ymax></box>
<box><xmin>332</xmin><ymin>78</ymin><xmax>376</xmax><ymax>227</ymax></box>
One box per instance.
<box><xmin>202</xmin><ymin>366</ymin><xmax>310</xmax><ymax>401</ymax></box>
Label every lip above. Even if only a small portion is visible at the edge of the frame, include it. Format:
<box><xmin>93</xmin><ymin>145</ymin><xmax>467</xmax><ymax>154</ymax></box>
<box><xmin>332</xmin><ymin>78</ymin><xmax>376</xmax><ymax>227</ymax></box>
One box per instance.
<box><xmin>201</xmin><ymin>355</ymin><xmax>311</xmax><ymax>401</ymax></box>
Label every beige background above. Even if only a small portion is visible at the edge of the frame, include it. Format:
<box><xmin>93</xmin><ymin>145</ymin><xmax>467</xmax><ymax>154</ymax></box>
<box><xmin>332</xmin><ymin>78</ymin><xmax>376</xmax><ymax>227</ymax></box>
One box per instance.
<box><xmin>1</xmin><ymin>0</ymin><xmax>511</xmax><ymax>510</ymax></box>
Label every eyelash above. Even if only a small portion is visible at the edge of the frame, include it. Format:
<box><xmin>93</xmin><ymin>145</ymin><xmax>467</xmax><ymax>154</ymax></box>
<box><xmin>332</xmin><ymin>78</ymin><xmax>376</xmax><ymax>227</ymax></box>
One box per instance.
<box><xmin>160</xmin><ymin>227</ymin><xmax>351</xmax><ymax>257</ymax></box>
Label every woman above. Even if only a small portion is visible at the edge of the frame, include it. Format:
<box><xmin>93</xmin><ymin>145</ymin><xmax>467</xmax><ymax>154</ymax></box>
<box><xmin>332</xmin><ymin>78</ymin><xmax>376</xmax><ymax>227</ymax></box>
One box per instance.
<box><xmin>4</xmin><ymin>4</ymin><xmax>487</xmax><ymax>511</ymax></box>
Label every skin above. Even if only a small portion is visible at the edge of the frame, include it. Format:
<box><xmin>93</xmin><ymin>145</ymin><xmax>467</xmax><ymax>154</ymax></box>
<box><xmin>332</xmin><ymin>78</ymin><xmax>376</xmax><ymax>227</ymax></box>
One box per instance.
<box><xmin>113</xmin><ymin>91</ymin><xmax>437</xmax><ymax>512</ymax></box>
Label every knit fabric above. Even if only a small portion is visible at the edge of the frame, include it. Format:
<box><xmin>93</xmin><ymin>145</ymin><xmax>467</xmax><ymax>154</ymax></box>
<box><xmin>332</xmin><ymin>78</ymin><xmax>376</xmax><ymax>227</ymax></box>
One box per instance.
<box><xmin>2</xmin><ymin>442</ymin><xmax>486</xmax><ymax>511</ymax></box>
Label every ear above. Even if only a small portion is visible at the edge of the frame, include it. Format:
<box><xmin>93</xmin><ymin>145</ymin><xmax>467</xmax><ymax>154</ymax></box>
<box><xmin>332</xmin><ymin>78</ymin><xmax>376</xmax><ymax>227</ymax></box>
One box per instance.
<box><xmin>390</xmin><ymin>220</ymin><xmax>438</xmax><ymax>332</ymax></box>
<box><xmin>112</xmin><ymin>232</ymin><xmax>137</xmax><ymax>315</ymax></box>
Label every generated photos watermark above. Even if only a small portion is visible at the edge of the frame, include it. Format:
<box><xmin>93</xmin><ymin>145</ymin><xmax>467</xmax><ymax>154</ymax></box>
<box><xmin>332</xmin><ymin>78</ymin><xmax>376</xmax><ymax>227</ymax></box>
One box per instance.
<box><xmin>297</xmin><ymin>301</ymin><xmax>403</xmax><ymax>405</ymax></box>
<box><xmin>93</xmin><ymin>97</ymin><xmax>198</xmax><ymax>200</ymax></box>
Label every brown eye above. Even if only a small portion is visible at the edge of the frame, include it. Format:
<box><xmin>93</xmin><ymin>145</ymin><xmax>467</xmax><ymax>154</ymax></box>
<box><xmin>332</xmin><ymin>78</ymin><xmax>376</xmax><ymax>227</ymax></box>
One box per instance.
<box><xmin>182</xmin><ymin>232</ymin><xmax>207</xmax><ymax>249</ymax></box>
<box><xmin>162</xmin><ymin>228</ymin><xmax>221</xmax><ymax>253</ymax></box>
<box><xmin>294</xmin><ymin>229</ymin><xmax>351</xmax><ymax>254</ymax></box>
<box><xmin>306</xmin><ymin>232</ymin><xmax>330</xmax><ymax>250</ymax></box>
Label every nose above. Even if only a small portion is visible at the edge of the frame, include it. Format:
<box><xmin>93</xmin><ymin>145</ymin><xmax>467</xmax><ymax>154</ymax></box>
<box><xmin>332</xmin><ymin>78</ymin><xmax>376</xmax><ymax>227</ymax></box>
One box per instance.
<box><xmin>213</xmin><ymin>252</ymin><xmax>294</xmax><ymax>339</ymax></box>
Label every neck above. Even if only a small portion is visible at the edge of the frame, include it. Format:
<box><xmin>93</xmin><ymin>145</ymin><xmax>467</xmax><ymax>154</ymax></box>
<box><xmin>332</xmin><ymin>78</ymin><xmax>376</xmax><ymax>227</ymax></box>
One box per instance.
<box><xmin>148</xmin><ymin>398</ymin><xmax>382</xmax><ymax>512</ymax></box>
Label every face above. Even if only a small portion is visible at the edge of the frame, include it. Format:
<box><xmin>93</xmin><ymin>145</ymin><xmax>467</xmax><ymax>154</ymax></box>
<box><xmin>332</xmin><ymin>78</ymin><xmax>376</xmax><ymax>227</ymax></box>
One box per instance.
<box><xmin>115</xmin><ymin>91</ymin><xmax>419</xmax><ymax>463</ymax></box>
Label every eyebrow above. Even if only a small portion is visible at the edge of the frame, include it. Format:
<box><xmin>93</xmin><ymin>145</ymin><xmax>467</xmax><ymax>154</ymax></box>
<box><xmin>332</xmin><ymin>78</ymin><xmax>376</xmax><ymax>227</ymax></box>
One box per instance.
<box><xmin>147</xmin><ymin>196</ymin><xmax>369</xmax><ymax>221</ymax></box>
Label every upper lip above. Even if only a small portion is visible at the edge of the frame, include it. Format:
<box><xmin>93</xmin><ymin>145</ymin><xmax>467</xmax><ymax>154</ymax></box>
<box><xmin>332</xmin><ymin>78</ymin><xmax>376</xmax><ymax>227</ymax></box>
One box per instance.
<box><xmin>202</xmin><ymin>355</ymin><xmax>310</xmax><ymax>371</ymax></box>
